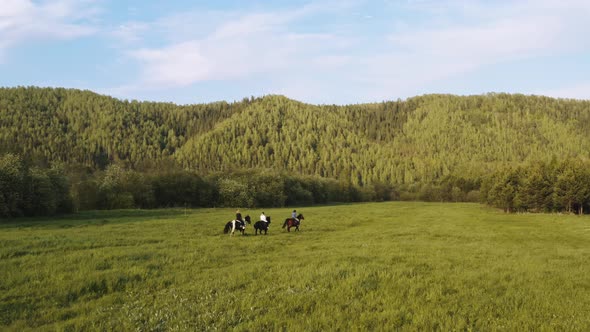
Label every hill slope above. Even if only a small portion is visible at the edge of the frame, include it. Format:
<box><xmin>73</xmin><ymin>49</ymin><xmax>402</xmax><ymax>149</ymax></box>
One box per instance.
<box><xmin>0</xmin><ymin>87</ymin><xmax>252</xmax><ymax>168</ymax></box>
<box><xmin>175</xmin><ymin>94</ymin><xmax>590</xmax><ymax>185</ymax></box>
<box><xmin>2</xmin><ymin>87</ymin><xmax>590</xmax><ymax>185</ymax></box>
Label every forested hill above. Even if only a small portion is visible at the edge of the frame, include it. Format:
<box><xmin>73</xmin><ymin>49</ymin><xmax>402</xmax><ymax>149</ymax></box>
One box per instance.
<box><xmin>2</xmin><ymin>87</ymin><xmax>590</xmax><ymax>186</ymax></box>
<box><xmin>0</xmin><ymin>87</ymin><xmax>254</xmax><ymax>169</ymax></box>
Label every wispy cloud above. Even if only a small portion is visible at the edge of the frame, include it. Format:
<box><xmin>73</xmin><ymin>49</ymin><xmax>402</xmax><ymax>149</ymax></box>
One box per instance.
<box><xmin>116</xmin><ymin>4</ymin><xmax>353</xmax><ymax>91</ymax></box>
<box><xmin>389</xmin><ymin>17</ymin><xmax>563</xmax><ymax>63</ymax></box>
<box><xmin>111</xmin><ymin>21</ymin><xmax>150</xmax><ymax>44</ymax></box>
<box><xmin>0</xmin><ymin>0</ymin><xmax>99</xmax><ymax>60</ymax></box>
<box><xmin>350</xmin><ymin>0</ymin><xmax>590</xmax><ymax>101</ymax></box>
<box><xmin>542</xmin><ymin>83</ymin><xmax>590</xmax><ymax>101</ymax></box>
<box><xmin>110</xmin><ymin>0</ymin><xmax>590</xmax><ymax>103</ymax></box>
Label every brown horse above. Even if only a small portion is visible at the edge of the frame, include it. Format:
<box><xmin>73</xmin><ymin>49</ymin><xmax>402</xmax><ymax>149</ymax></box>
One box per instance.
<box><xmin>282</xmin><ymin>214</ymin><xmax>304</xmax><ymax>232</ymax></box>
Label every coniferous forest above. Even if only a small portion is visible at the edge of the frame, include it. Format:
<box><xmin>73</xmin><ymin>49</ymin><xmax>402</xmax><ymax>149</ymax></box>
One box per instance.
<box><xmin>2</xmin><ymin>86</ymin><xmax>590</xmax><ymax>217</ymax></box>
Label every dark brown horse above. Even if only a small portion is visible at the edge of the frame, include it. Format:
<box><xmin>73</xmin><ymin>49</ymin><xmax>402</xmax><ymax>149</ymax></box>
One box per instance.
<box><xmin>282</xmin><ymin>214</ymin><xmax>304</xmax><ymax>232</ymax></box>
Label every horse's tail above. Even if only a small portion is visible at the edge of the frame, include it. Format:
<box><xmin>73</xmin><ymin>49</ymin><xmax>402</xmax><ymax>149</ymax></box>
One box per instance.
<box><xmin>224</xmin><ymin>221</ymin><xmax>235</xmax><ymax>234</ymax></box>
<box><xmin>282</xmin><ymin>219</ymin><xmax>288</xmax><ymax>228</ymax></box>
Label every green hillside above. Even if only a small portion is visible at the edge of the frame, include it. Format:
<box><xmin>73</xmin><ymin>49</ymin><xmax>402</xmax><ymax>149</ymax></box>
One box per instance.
<box><xmin>0</xmin><ymin>87</ymin><xmax>253</xmax><ymax>169</ymax></box>
<box><xmin>176</xmin><ymin>94</ymin><xmax>590</xmax><ymax>185</ymax></box>
<box><xmin>2</xmin><ymin>87</ymin><xmax>590</xmax><ymax>187</ymax></box>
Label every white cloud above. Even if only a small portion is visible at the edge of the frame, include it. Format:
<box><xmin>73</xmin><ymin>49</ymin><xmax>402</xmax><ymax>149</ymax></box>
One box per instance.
<box><xmin>360</xmin><ymin>15</ymin><xmax>564</xmax><ymax>100</ymax></box>
<box><xmin>112</xmin><ymin>22</ymin><xmax>150</xmax><ymax>44</ymax></box>
<box><xmin>311</xmin><ymin>55</ymin><xmax>353</xmax><ymax>67</ymax></box>
<box><xmin>389</xmin><ymin>17</ymin><xmax>563</xmax><ymax>62</ymax></box>
<box><xmin>0</xmin><ymin>0</ymin><xmax>98</xmax><ymax>59</ymax></box>
<box><xmin>113</xmin><ymin>0</ymin><xmax>590</xmax><ymax>103</ymax></box>
<box><xmin>353</xmin><ymin>0</ymin><xmax>590</xmax><ymax>102</ymax></box>
<box><xmin>130</xmin><ymin>41</ymin><xmax>211</xmax><ymax>87</ymax></box>
<box><xmin>123</xmin><ymin>6</ymin><xmax>351</xmax><ymax>90</ymax></box>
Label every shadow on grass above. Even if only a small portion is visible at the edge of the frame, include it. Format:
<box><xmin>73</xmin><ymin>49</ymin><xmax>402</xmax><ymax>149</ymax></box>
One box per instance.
<box><xmin>0</xmin><ymin>209</ymin><xmax>187</xmax><ymax>229</ymax></box>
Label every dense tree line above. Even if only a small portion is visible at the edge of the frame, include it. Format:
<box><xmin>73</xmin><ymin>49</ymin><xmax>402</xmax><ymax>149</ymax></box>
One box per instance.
<box><xmin>2</xmin><ymin>87</ymin><xmax>590</xmax><ymax>215</ymax></box>
<box><xmin>481</xmin><ymin>159</ymin><xmax>590</xmax><ymax>214</ymax></box>
<box><xmin>1</xmin><ymin>154</ymin><xmax>385</xmax><ymax>217</ymax></box>
<box><xmin>68</xmin><ymin>166</ymin><xmax>379</xmax><ymax>211</ymax></box>
<box><xmin>0</xmin><ymin>154</ymin><xmax>72</xmax><ymax>217</ymax></box>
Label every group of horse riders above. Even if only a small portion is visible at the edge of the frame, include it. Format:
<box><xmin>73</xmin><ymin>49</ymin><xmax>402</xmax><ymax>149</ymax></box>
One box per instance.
<box><xmin>234</xmin><ymin>209</ymin><xmax>300</xmax><ymax>226</ymax></box>
<box><xmin>225</xmin><ymin>209</ymin><xmax>303</xmax><ymax>235</ymax></box>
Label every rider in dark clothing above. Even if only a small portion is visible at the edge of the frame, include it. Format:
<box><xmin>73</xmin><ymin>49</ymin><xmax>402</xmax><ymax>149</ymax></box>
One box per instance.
<box><xmin>236</xmin><ymin>210</ymin><xmax>244</xmax><ymax>227</ymax></box>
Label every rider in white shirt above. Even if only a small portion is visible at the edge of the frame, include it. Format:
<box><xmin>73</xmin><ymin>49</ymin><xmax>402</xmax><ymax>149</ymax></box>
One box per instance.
<box><xmin>260</xmin><ymin>212</ymin><xmax>267</xmax><ymax>222</ymax></box>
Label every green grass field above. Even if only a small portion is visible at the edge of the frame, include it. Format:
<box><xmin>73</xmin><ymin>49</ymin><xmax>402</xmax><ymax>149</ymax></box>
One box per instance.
<box><xmin>1</xmin><ymin>202</ymin><xmax>589</xmax><ymax>331</ymax></box>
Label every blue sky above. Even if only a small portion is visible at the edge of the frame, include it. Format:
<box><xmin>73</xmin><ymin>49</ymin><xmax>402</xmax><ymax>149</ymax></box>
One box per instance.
<box><xmin>1</xmin><ymin>0</ymin><xmax>589</xmax><ymax>104</ymax></box>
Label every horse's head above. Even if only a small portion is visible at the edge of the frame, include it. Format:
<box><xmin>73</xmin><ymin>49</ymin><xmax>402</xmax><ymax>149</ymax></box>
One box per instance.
<box><xmin>244</xmin><ymin>215</ymin><xmax>251</xmax><ymax>224</ymax></box>
<box><xmin>266</xmin><ymin>216</ymin><xmax>271</xmax><ymax>224</ymax></box>
<box><xmin>297</xmin><ymin>213</ymin><xmax>304</xmax><ymax>220</ymax></box>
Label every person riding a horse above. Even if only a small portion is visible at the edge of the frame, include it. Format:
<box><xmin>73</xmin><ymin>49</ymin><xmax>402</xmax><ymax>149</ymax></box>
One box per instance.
<box><xmin>291</xmin><ymin>210</ymin><xmax>299</xmax><ymax>226</ymax></box>
<box><xmin>236</xmin><ymin>209</ymin><xmax>244</xmax><ymax>226</ymax></box>
<box><xmin>224</xmin><ymin>215</ymin><xmax>251</xmax><ymax>235</ymax></box>
<box><xmin>254</xmin><ymin>213</ymin><xmax>271</xmax><ymax>235</ymax></box>
<box><xmin>282</xmin><ymin>212</ymin><xmax>303</xmax><ymax>232</ymax></box>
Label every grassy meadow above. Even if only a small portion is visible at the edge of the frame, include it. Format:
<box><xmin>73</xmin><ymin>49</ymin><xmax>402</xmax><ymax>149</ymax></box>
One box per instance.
<box><xmin>1</xmin><ymin>202</ymin><xmax>589</xmax><ymax>331</ymax></box>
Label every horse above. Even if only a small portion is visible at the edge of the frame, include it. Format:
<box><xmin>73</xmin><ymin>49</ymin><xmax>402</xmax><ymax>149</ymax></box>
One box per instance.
<box><xmin>253</xmin><ymin>216</ymin><xmax>271</xmax><ymax>235</ymax></box>
<box><xmin>223</xmin><ymin>215</ymin><xmax>251</xmax><ymax>236</ymax></box>
<box><xmin>282</xmin><ymin>213</ymin><xmax>304</xmax><ymax>232</ymax></box>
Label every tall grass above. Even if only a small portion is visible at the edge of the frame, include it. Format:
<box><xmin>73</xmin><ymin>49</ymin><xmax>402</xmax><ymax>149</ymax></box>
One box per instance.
<box><xmin>1</xmin><ymin>202</ymin><xmax>589</xmax><ymax>330</ymax></box>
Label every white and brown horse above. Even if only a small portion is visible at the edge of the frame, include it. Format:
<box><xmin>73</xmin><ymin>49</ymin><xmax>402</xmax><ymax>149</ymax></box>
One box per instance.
<box><xmin>224</xmin><ymin>215</ymin><xmax>251</xmax><ymax>236</ymax></box>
